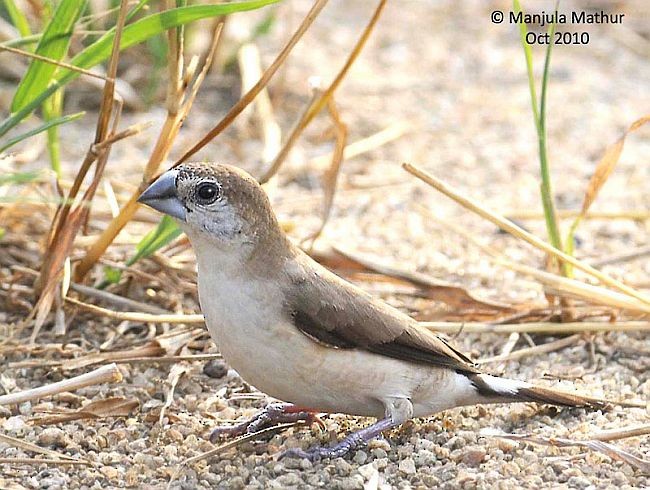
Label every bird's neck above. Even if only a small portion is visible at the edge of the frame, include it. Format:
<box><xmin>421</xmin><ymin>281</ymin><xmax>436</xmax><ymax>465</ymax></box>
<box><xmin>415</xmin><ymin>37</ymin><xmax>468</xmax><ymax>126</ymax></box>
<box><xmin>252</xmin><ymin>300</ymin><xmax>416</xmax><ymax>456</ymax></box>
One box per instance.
<box><xmin>187</xmin><ymin>227</ymin><xmax>294</xmax><ymax>282</ymax></box>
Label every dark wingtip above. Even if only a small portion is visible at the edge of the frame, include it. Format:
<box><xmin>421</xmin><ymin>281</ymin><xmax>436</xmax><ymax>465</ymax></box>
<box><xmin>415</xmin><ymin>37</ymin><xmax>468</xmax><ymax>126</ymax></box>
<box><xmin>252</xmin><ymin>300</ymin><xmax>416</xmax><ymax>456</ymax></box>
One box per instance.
<box><xmin>516</xmin><ymin>385</ymin><xmax>611</xmax><ymax>411</ymax></box>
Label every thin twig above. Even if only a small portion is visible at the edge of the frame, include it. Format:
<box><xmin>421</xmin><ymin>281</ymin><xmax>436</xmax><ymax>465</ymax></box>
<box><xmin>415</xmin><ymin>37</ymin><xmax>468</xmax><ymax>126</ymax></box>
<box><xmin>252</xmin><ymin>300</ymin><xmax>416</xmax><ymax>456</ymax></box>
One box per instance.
<box><xmin>0</xmin><ymin>44</ymin><xmax>110</xmax><ymax>81</ymax></box>
<box><xmin>591</xmin><ymin>424</ymin><xmax>650</xmax><ymax>442</ymax></box>
<box><xmin>403</xmin><ymin>163</ymin><xmax>650</xmax><ymax>306</ymax></box>
<box><xmin>0</xmin><ymin>363</ymin><xmax>122</xmax><ymax>406</ymax></box>
<box><xmin>69</xmin><ymin>283</ymin><xmax>170</xmax><ymax>314</ymax></box>
<box><xmin>301</xmin><ymin>95</ymin><xmax>348</xmax><ymax>245</ymax></box>
<box><xmin>74</xmin><ymin>20</ymin><xmax>225</xmax><ymax>281</ymax></box>
<box><xmin>483</xmin><ymin>431</ymin><xmax>650</xmax><ymax>472</ymax></box>
<box><xmin>477</xmin><ymin>334</ymin><xmax>582</xmax><ymax>364</ymax></box>
<box><xmin>588</xmin><ymin>245</ymin><xmax>650</xmax><ymax>268</ymax></box>
<box><xmin>175</xmin><ymin>0</ymin><xmax>331</xmax><ymax>166</ymax></box>
<box><xmin>422</xmin><ymin>209</ymin><xmax>650</xmax><ymax>314</ymax></box>
<box><xmin>0</xmin><ymin>458</ymin><xmax>90</xmax><ymax>465</ymax></box>
<box><xmin>307</xmin><ymin>121</ymin><xmax>410</xmax><ymax>171</ymax></box>
<box><xmin>237</xmin><ymin>42</ymin><xmax>281</xmax><ymax>164</ymax></box>
<box><xmin>66</xmin><ymin>297</ymin><xmax>649</xmax><ymax>334</ymax></box>
<box><xmin>91</xmin><ymin>121</ymin><xmax>152</xmax><ymax>153</ymax></box>
<box><xmin>259</xmin><ymin>0</ymin><xmax>387</xmax><ymax>183</ymax></box>
<box><xmin>168</xmin><ymin>423</ymin><xmax>298</xmax><ymax>489</ymax></box>
<box><xmin>0</xmin><ymin>433</ymin><xmax>80</xmax><ymax>462</ymax></box>
<box><xmin>66</xmin><ymin>296</ymin><xmax>202</xmax><ymax>322</ymax></box>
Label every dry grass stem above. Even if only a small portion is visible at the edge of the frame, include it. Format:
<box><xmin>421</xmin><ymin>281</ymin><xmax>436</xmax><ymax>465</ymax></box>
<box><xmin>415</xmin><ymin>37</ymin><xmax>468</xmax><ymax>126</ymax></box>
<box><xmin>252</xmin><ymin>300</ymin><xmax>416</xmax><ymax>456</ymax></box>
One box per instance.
<box><xmin>237</xmin><ymin>43</ymin><xmax>281</xmax><ymax>164</ymax></box>
<box><xmin>425</xmin><ymin>210</ymin><xmax>650</xmax><ymax>314</ymax></box>
<box><xmin>66</xmin><ymin>296</ymin><xmax>203</xmax><ymax>323</ymax></box>
<box><xmin>31</xmin><ymin>0</ymin><xmax>131</xmax><ymax>341</ymax></box>
<box><xmin>259</xmin><ymin>0</ymin><xmax>387</xmax><ymax>183</ymax></box>
<box><xmin>168</xmin><ymin>423</ymin><xmax>299</xmax><ymax>489</ymax></box>
<box><xmin>69</xmin><ymin>283</ymin><xmax>170</xmax><ymax>314</ymax></box>
<box><xmin>0</xmin><ymin>458</ymin><xmax>90</xmax><ymax>466</ymax></box>
<box><xmin>483</xmin><ymin>431</ymin><xmax>650</xmax><ymax>472</ymax></box>
<box><xmin>0</xmin><ymin>363</ymin><xmax>122</xmax><ymax>406</ymax></box>
<box><xmin>0</xmin><ymin>44</ymin><xmax>110</xmax><ymax>81</ymax></box>
<box><xmin>74</xmin><ymin>20</ymin><xmax>225</xmax><ymax>281</ymax></box>
<box><xmin>477</xmin><ymin>334</ymin><xmax>582</xmax><ymax>364</ymax></box>
<box><xmin>498</xmin><ymin>259</ymin><xmax>650</xmax><ymax>314</ymax></box>
<box><xmin>0</xmin><ymin>433</ymin><xmax>81</xmax><ymax>462</ymax></box>
<box><xmin>301</xmin><ymin>96</ymin><xmax>348</xmax><ymax>245</ymax></box>
<box><xmin>404</xmin><ymin>163</ymin><xmax>650</xmax><ymax>306</ymax></box>
<box><xmin>8</xmin><ymin>354</ymin><xmax>222</xmax><ymax>370</ymax></box>
<box><xmin>589</xmin><ymin>244</ymin><xmax>650</xmax><ymax>267</ymax></box>
<box><xmin>90</xmin><ymin>121</ymin><xmax>153</xmax><ymax>153</ymax></box>
<box><xmin>422</xmin><ymin>321</ymin><xmax>650</xmax><ymax>334</ymax></box>
<box><xmin>159</xmin><ymin>364</ymin><xmax>191</xmax><ymax>425</ymax></box>
<box><xmin>591</xmin><ymin>424</ymin><xmax>650</xmax><ymax>442</ymax></box>
<box><xmin>307</xmin><ymin>121</ymin><xmax>410</xmax><ymax>171</ymax></box>
<box><xmin>175</xmin><ymin>0</ymin><xmax>331</xmax><ymax>167</ymax></box>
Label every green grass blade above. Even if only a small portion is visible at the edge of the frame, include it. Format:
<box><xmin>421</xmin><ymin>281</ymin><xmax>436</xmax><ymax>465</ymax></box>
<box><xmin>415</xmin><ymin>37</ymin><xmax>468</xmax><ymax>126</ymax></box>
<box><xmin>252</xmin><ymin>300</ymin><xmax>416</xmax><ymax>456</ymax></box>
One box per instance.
<box><xmin>0</xmin><ymin>111</ymin><xmax>84</xmax><ymax>154</ymax></box>
<box><xmin>513</xmin><ymin>0</ymin><xmax>539</xmax><ymax>129</ymax></box>
<box><xmin>538</xmin><ymin>16</ymin><xmax>563</xmax><ymax>253</ymax></box>
<box><xmin>0</xmin><ymin>170</ymin><xmax>44</xmax><ymax>186</ymax></box>
<box><xmin>4</xmin><ymin>0</ymin><xmax>32</xmax><ymax>38</ymax></box>
<box><xmin>0</xmin><ymin>0</ymin><xmax>280</xmax><ymax>139</ymax></box>
<box><xmin>514</xmin><ymin>0</ymin><xmax>564</xmax><ymax>272</ymax></box>
<box><xmin>127</xmin><ymin>215</ymin><xmax>182</xmax><ymax>266</ymax></box>
<box><xmin>66</xmin><ymin>1</ymin><xmax>280</xmax><ymax>75</ymax></box>
<box><xmin>11</xmin><ymin>0</ymin><xmax>88</xmax><ymax>112</ymax></box>
<box><xmin>102</xmin><ymin>215</ymin><xmax>182</xmax><ymax>286</ymax></box>
<box><xmin>42</xmin><ymin>89</ymin><xmax>65</xmax><ymax>177</ymax></box>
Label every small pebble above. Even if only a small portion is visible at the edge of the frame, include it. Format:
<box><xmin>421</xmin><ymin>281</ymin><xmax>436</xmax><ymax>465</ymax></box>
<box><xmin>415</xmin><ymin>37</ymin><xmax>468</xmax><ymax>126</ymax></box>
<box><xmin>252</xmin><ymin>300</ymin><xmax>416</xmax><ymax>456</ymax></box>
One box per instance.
<box><xmin>398</xmin><ymin>458</ymin><xmax>416</xmax><ymax>475</ymax></box>
<box><xmin>100</xmin><ymin>466</ymin><xmax>120</xmax><ymax>480</ymax></box>
<box><xmin>203</xmin><ymin>360</ymin><xmax>229</xmax><ymax>379</ymax></box>
<box><xmin>567</xmin><ymin>476</ymin><xmax>593</xmax><ymax>489</ymax></box>
<box><xmin>358</xmin><ymin>462</ymin><xmax>378</xmax><ymax>481</ymax></box>
<box><xmin>3</xmin><ymin>416</ymin><xmax>28</xmax><ymax>432</ymax></box>
<box><xmin>352</xmin><ymin>450</ymin><xmax>367</xmax><ymax>465</ymax></box>
<box><xmin>338</xmin><ymin>475</ymin><xmax>364</xmax><ymax>490</ymax></box>
<box><xmin>335</xmin><ymin>458</ymin><xmax>353</xmax><ymax>476</ymax></box>
<box><xmin>370</xmin><ymin>448</ymin><xmax>388</xmax><ymax>459</ymax></box>
<box><xmin>275</xmin><ymin>473</ymin><xmax>302</xmax><ymax>486</ymax></box>
<box><xmin>38</xmin><ymin>427</ymin><xmax>68</xmax><ymax>448</ymax></box>
<box><xmin>461</xmin><ymin>446</ymin><xmax>486</xmax><ymax>466</ymax></box>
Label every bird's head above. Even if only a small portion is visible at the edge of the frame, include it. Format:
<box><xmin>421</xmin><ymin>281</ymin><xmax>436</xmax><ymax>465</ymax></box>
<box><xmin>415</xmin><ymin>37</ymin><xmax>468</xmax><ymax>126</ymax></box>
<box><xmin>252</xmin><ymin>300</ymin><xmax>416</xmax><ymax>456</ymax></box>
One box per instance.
<box><xmin>138</xmin><ymin>163</ymin><xmax>284</xmax><ymax>257</ymax></box>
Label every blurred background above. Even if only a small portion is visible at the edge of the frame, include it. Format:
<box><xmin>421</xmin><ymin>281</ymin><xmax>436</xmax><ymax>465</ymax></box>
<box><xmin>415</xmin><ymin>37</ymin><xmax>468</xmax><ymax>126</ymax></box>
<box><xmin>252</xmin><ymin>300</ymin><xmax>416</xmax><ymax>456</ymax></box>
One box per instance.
<box><xmin>0</xmin><ymin>0</ymin><xmax>648</xmax><ymax>488</ymax></box>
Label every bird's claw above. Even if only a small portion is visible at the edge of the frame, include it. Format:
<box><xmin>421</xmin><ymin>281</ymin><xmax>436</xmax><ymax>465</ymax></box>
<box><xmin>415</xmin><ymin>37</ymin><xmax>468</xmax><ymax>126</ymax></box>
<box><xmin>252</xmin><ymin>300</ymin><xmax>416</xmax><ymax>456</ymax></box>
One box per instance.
<box><xmin>279</xmin><ymin>441</ymin><xmax>355</xmax><ymax>462</ymax></box>
<box><xmin>209</xmin><ymin>403</ymin><xmax>320</xmax><ymax>443</ymax></box>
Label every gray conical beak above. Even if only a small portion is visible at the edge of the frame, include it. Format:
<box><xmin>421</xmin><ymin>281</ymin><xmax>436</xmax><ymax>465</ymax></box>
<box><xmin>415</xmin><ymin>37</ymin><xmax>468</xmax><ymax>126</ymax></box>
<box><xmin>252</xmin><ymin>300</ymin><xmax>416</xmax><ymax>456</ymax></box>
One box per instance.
<box><xmin>137</xmin><ymin>169</ymin><xmax>186</xmax><ymax>222</ymax></box>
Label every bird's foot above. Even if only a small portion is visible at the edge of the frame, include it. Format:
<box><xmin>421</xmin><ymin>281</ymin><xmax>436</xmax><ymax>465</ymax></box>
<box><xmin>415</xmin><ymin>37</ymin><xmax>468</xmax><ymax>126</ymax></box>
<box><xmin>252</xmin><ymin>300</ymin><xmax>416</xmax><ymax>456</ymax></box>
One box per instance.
<box><xmin>279</xmin><ymin>417</ymin><xmax>396</xmax><ymax>461</ymax></box>
<box><xmin>210</xmin><ymin>403</ymin><xmax>322</xmax><ymax>442</ymax></box>
<box><xmin>279</xmin><ymin>441</ymin><xmax>357</xmax><ymax>461</ymax></box>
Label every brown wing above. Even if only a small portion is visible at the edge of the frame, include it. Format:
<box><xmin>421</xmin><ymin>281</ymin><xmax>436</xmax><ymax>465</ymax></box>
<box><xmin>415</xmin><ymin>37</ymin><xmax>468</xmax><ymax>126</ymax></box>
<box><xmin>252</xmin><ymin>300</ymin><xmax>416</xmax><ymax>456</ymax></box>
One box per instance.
<box><xmin>283</xmin><ymin>253</ymin><xmax>480</xmax><ymax>374</ymax></box>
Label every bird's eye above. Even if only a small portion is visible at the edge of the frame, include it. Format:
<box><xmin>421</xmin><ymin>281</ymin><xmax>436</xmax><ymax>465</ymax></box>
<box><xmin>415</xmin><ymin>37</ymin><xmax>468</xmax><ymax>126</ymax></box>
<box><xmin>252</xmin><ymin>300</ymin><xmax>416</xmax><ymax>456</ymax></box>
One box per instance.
<box><xmin>196</xmin><ymin>182</ymin><xmax>221</xmax><ymax>204</ymax></box>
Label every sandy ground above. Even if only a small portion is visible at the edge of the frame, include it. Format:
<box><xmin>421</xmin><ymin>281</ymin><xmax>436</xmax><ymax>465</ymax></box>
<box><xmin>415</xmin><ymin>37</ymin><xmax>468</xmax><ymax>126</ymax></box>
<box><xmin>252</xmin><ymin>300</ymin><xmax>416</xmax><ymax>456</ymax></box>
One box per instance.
<box><xmin>1</xmin><ymin>0</ymin><xmax>649</xmax><ymax>488</ymax></box>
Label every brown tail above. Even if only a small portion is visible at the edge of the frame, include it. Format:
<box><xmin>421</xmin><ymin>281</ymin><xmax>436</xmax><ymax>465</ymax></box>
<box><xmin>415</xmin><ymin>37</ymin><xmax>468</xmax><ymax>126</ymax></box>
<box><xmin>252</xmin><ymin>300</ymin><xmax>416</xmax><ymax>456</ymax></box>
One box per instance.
<box><xmin>515</xmin><ymin>384</ymin><xmax>610</xmax><ymax>409</ymax></box>
<box><xmin>467</xmin><ymin>373</ymin><xmax>611</xmax><ymax>410</ymax></box>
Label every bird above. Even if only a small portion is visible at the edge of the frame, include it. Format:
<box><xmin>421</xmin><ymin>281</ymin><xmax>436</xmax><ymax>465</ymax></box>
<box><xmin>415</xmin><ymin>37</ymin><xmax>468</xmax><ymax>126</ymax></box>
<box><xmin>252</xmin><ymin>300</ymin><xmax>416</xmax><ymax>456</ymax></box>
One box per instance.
<box><xmin>137</xmin><ymin>162</ymin><xmax>607</xmax><ymax>460</ymax></box>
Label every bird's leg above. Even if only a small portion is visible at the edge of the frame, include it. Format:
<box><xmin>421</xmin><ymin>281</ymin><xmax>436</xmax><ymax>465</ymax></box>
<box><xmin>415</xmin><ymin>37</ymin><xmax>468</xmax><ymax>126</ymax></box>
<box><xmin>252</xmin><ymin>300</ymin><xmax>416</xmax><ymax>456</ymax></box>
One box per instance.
<box><xmin>210</xmin><ymin>403</ymin><xmax>321</xmax><ymax>442</ymax></box>
<box><xmin>279</xmin><ymin>417</ymin><xmax>397</xmax><ymax>461</ymax></box>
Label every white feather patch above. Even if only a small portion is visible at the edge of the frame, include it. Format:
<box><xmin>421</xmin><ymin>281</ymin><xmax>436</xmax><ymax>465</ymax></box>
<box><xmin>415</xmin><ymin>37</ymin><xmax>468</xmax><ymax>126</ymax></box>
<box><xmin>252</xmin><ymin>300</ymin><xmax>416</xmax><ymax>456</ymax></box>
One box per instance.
<box><xmin>478</xmin><ymin>374</ymin><xmax>529</xmax><ymax>396</ymax></box>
